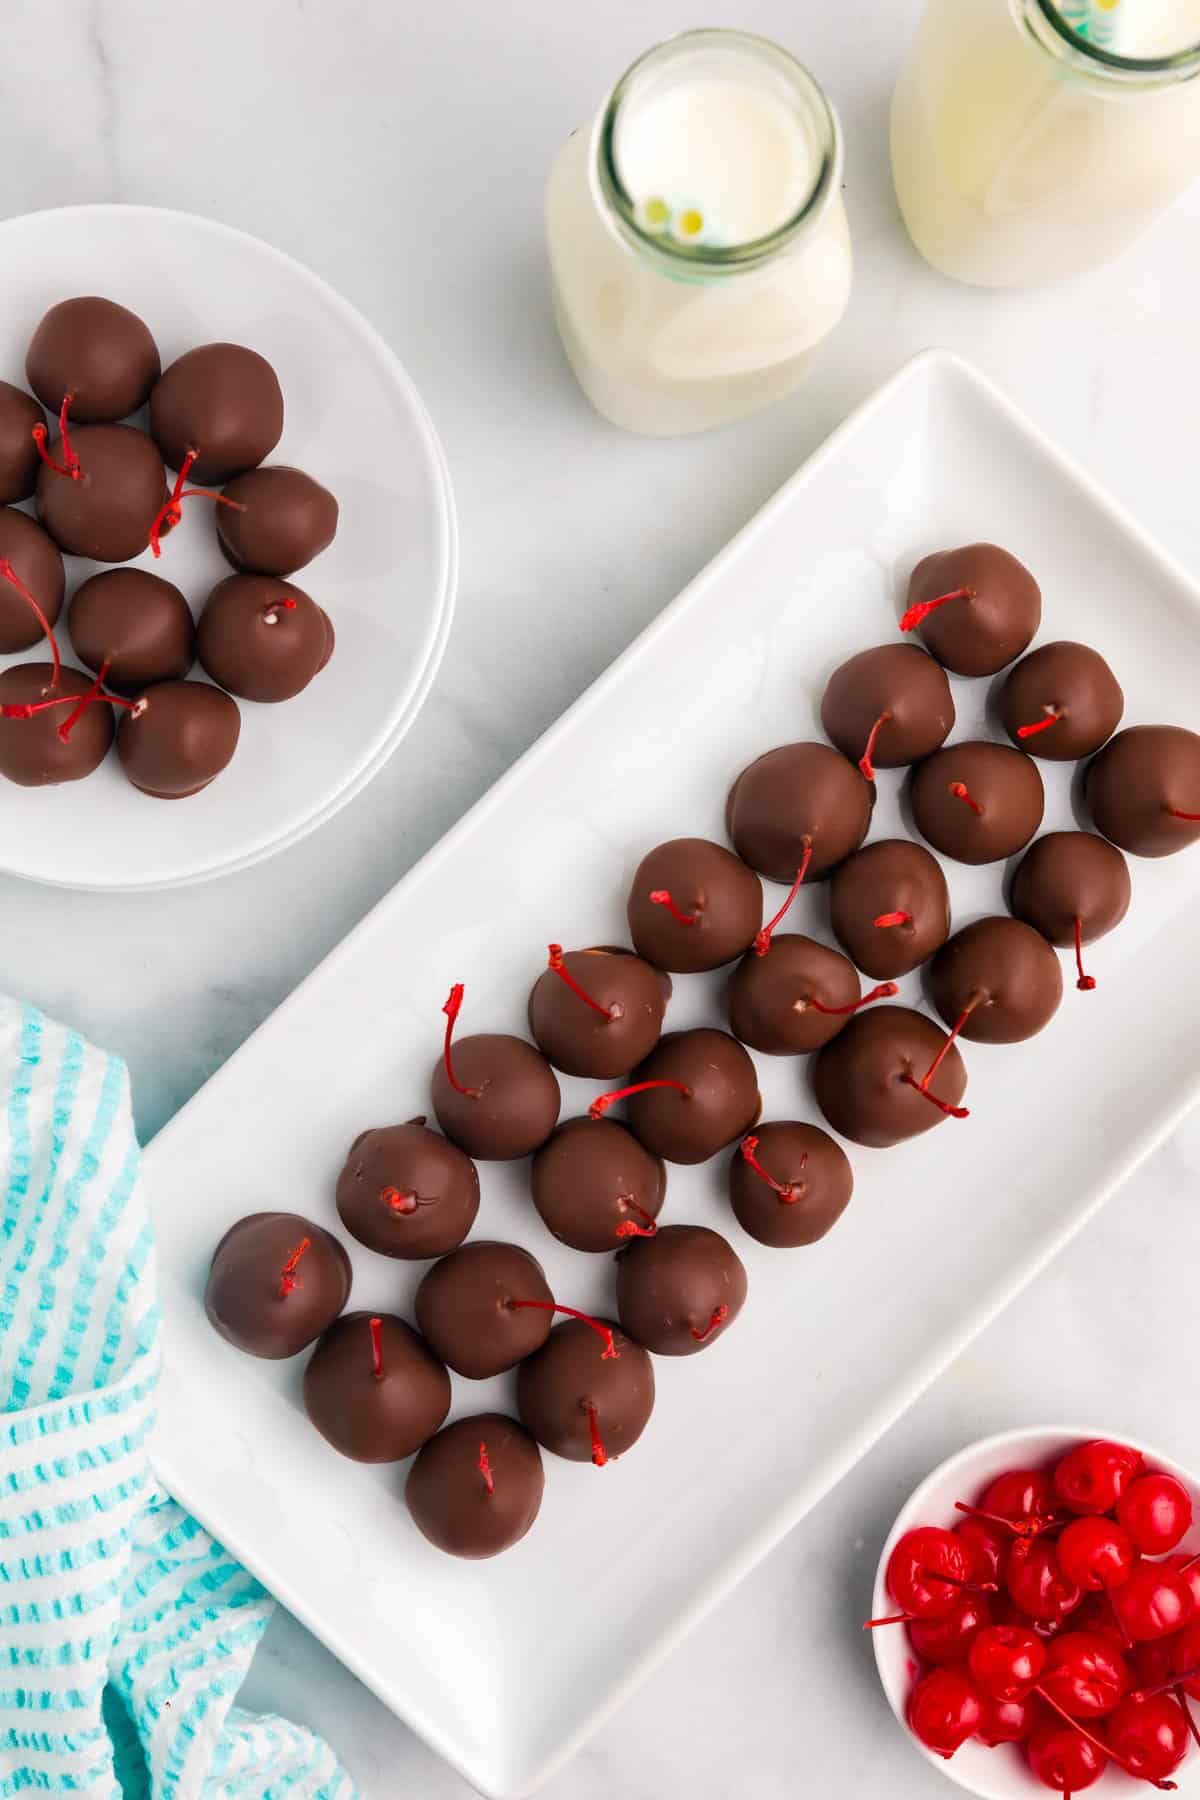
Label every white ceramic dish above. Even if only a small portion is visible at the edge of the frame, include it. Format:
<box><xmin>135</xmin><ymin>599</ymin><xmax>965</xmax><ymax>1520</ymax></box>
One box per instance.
<box><xmin>0</xmin><ymin>205</ymin><xmax>457</xmax><ymax>891</ymax></box>
<box><xmin>872</xmin><ymin>1427</ymin><xmax>1200</xmax><ymax>1798</ymax></box>
<box><xmin>144</xmin><ymin>351</ymin><xmax>1200</xmax><ymax>1799</ymax></box>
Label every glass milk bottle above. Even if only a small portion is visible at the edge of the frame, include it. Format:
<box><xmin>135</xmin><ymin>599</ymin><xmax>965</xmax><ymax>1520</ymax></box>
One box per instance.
<box><xmin>892</xmin><ymin>0</ymin><xmax>1200</xmax><ymax>286</ymax></box>
<box><xmin>546</xmin><ymin>30</ymin><xmax>852</xmax><ymax>435</ymax></box>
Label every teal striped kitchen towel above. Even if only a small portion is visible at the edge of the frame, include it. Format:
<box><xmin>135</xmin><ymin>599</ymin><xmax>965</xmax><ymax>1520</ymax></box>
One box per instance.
<box><xmin>0</xmin><ymin>998</ymin><xmax>358</xmax><ymax>1799</ymax></box>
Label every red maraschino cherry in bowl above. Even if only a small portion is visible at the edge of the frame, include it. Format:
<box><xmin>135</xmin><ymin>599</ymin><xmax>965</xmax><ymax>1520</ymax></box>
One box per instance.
<box><xmin>870</xmin><ymin>1429</ymin><xmax>1200</xmax><ymax>1799</ymax></box>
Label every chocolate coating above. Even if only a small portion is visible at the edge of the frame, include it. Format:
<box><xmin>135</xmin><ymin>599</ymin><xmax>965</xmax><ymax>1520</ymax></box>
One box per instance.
<box><xmin>528</xmin><ymin>946</ymin><xmax>667</xmax><ymax>1078</ymax></box>
<box><xmin>627</xmin><ymin>837</ymin><xmax>762</xmax><ymax>972</ymax></box>
<box><xmin>116</xmin><ymin>680</ymin><xmax>241</xmax><ymax>799</ymax></box>
<box><xmin>726</xmin><ymin>742</ymin><xmax>874</xmax><ymax>883</ymax></box>
<box><xmin>0</xmin><ymin>381</ymin><xmax>45</xmax><ymax>503</ymax></box>
<box><xmin>1000</xmin><ymin>641</ymin><xmax>1123</xmax><ymax>761</ymax></box>
<box><xmin>217</xmin><ymin>465</ymin><xmax>339</xmax><ymax>576</ymax></box>
<box><xmin>821</xmin><ymin>643</ymin><xmax>955</xmax><ymax>772</ymax></box>
<box><xmin>615</xmin><ymin>1224</ymin><xmax>746</xmax><ymax>1356</ymax></box>
<box><xmin>431</xmin><ymin>1033</ymin><xmax>560</xmax><ymax>1161</ymax></box>
<box><xmin>905</xmin><ymin>544</ymin><xmax>1042</xmax><ymax>678</ymax></box>
<box><xmin>196</xmin><ymin>575</ymin><xmax>330</xmax><ymax>703</ymax></box>
<box><xmin>415</xmin><ymin>1240</ymin><xmax>555</xmax><ymax>1379</ymax></box>
<box><xmin>531</xmin><ymin>1117</ymin><xmax>666</xmax><ymax>1253</ymax></box>
<box><xmin>729</xmin><ymin>1121</ymin><xmax>853</xmax><ymax>1248</ymax></box>
<box><xmin>0</xmin><ymin>662</ymin><xmax>114</xmax><ymax>787</ymax></box>
<box><xmin>617</xmin><ymin>1028</ymin><xmax>760</xmax><ymax>1165</ymax></box>
<box><xmin>1010</xmin><ymin>832</ymin><xmax>1132</xmax><ymax>955</ymax></box>
<box><xmin>0</xmin><ymin>508</ymin><xmax>65</xmax><ymax>653</ymax></box>
<box><xmin>829</xmin><ymin>839</ymin><xmax>952</xmax><ymax>979</ymax></box>
<box><xmin>517</xmin><ymin>1319</ymin><xmax>655</xmax><ymax>1464</ymax></box>
<box><xmin>911</xmin><ymin>740</ymin><xmax>1044</xmax><ymax>865</ymax></box>
<box><xmin>812</xmin><ymin>1005</ymin><xmax>968</xmax><ymax>1148</ymax></box>
<box><xmin>335</xmin><ymin>1118</ymin><xmax>479</xmax><ymax>1260</ymax></box>
<box><xmin>1086</xmin><ymin>725</ymin><xmax>1200</xmax><ymax>858</ymax></box>
<box><xmin>36</xmin><ymin>423</ymin><xmax>168</xmax><ymax>562</ymax></box>
<box><xmin>205</xmin><ymin>1210</ymin><xmax>351</xmax><ymax>1360</ymax></box>
<box><xmin>406</xmin><ymin>1413</ymin><xmax>545</xmax><ymax>1559</ymax></box>
<box><xmin>728</xmin><ymin>933</ymin><xmax>863</xmax><ymax>1055</ymax></box>
<box><xmin>150</xmin><ymin>343</ymin><xmax>284</xmax><ymax>484</ymax></box>
<box><xmin>68</xmin><ymin>569</ymin><xmax>195</xmax><ymax>692</ymax></box>
<box><xmin>929</xmin><ymin>916</ymin><xmax>1063</xmax><ymax>1043</ymax></box>
<box><xmin>303</xmin><ymin>1311</ymin><xmax>450</xmax><ymax>1462</ymax></box>
<box><xmin>26</xmin><ymin>297</ymin><xmax>160</xmax><ymax>422</ymax></box>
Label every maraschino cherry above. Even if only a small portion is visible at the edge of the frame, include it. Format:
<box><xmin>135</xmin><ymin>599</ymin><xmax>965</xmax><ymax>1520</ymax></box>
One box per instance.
<box><xmin>908</xmin><ymin>1666</ymin><xmax>982</xmax><ymax>1759</ymax></box>
<box><xmin>908</xmin><ymin>1592</ymin><xmax>991</xmax><ymax>1665</ymax></box>
<box><xmin>1007</xmin><ymin>1540</ymin><xmax>1083</xmax><ymax>1626</ymax></box>
<box><xmin>1113</xmin><ymin>1562</ymin><xmax>1191</xmax><ymax>1643</ymax></box>
<box><xmin>1107</xmin><ymin>1691</ymin><xmax>1191</xmax><ymax>1785</ymax></box>
<box><xmin>1118</xmin><ymin>1475</ymin><xmax>1194</xmax><ymax>1557</ymax></box>
<box><xmin>1055</xmin><ymin>1440</ymin><xmax>1143</xmax><ymax>1517</ymax></box>
<box><xmin>1027</xmin><ymin>1717</ymin><xmax>1108</xmax><ymax>1792</ymax></box>
<box><xmin>977</xmin><ymin>1692</ymin><xmax>1041</xmax><ymax>1745</ymax></box>
<box><xmin>969</xmin><ymin>1622</ymin><xmax>1046</xmax><ymax>1701</ymax></box>
<box><xmin>1039</xmin><ymin>1632</ymin><xmax>1129</xmax><ymax>1718</ymax></box>
<box><xmin>1057</xmin><ymin>1516</ymin><xmax>1137</xmax><ymax>1592</ymax></box>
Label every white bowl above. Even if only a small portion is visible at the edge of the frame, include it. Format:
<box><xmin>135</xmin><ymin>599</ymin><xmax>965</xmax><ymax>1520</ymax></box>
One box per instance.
<box><xmin>871</xmin><ymin>1427</ymin><xmax>1200</xmax><ymax>1799</ymax></box>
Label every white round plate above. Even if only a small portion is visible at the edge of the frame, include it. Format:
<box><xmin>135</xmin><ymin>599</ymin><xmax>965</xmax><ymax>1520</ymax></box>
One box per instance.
<box><xmin>0</xmin><ymin>205</ymin><xmax>457</xmax><ymax>891</ymax></box>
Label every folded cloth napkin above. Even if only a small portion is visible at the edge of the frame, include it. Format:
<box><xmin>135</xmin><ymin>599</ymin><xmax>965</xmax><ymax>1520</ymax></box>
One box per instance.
<box><xmin>0</xmin><ymin>999</ymin><xmax>357</xmax><ymax>1799</ymax></box>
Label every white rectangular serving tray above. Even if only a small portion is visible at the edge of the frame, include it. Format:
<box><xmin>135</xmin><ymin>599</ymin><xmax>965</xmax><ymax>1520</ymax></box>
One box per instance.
<box><xmin>145</xmin><ymin>351</ymin><xmax>1200</xmax><ymax>1799</ymax></box>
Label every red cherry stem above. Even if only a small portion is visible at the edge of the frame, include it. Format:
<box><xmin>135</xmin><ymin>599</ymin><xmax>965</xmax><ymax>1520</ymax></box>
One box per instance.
<box><xmin>508</xmin><ymin>1300</ymin><xmax>618</xmax><ymax>1360</ymax></box>
<box><xmin>441</xmin><ymin>983</ymin><xmax>479</xmax><ymax>1098</ymax></box>
<box><xmin>862</xmin><ymin>1611</ymin><xmax>913</xmax><ymax>1631</ymax></box>
<box><xmin>262</xmin><ymin>597</ymin><xmax>298</xmax><ymax>624</ymax></box>
<box><xmin>1169</xmin><ymin>808</ymin><xmax>1200</xmax><ymax>821</ymax></box>
<box><xmin>900</xmin><ymin>996</ymin><xmax>978</xmax><ymax>1121</ymax></box>
<box><xmin>808</xmin><ymin>980</ymin><xmax>898</xmax><ymax>1017</ymax></box>
<box><xmin>380</xmin><ymin>1186</ymin><xmax>418</xmax><ymax>1213</ymax></box>
<box><xmin>1</xmin><ymin>681</ymin><xmax>140</xmax><ymax>731</ymax></box>
<box><xmin>279</xmin><ymin>1236</ymin><xmax>311</xmax><ymax>1298</ymax></box>
<box><xmin>55</xmin><ymin>659</ymin><xmax>113</xmax><ymax>744</ymax></box>
<box><xmin>919</xmin><ymin>1568</ymin><xmax>997</xmax><ymax>1596</ymax></box>
<box><xmin>0</xmin><ymin>558</ymin><xmax>62</xmax><ymax>687</ymax></box>
<box><xmin>690</xmin><ymin>1304</ymin><xmax>728</xmax><ymax>1343</ymax></box>
<box><xmin>899</xmin><ymin>587</ymin><xmax>972</xmax><ymax>633</ymax></box>
<box><xmin>1180</xmin><ymin>1552</ymin><xmax>1200</xmax><ymax>1574</ymax></box>
<box><xmin>952</xmin><ymin>1500</ymin><xmax>1062</xmax><ymax>1541</ymax></box>
<box><xmin>874</xmin><ymin>910</ymin><xmax>911</xmax><ymax>929</ymax></box>
<box><xmin>1176</xmin><ymin>1689</ymin><xmax>1200</xmax><ymax>1752</ymax></box>
<box><xmin>901</xmin><ymin>1072</ymin><xmax>970</xmax><ymax>1120</ymax></box>
<box><xmin>1132</xmin><ymin>1665</ymin><xmax>1200</xmax><ymax>1704</ymax></box>
<box><xmin>858</xmin><ymin>712</ymin><xmax>891</xmax><ymax>782</ymax></box>
<box><xmin>1073</xmin><ymin>916</ymin><xmax>1096</xmax><ymax>992</ymax></box>
<box><xmin>614</xmin><ymin>1195</ymin><xmax>658</xmax><ymax>1240</ymax></box>
<box><xmin>31</xmin><ymin>393</ymin><xmax>82</xmax><ymax>480</ymax></box>
<box><xmin>1016</xmin><ymin>708</ymin><xmax>1062</xmax><ymax>740</ymax></box>
<box><xmin>1035</xmin><ymin>1683</ymin><xmax>1176</xmax><ymax>1789</ymax></box>
<box><xmin>148</xmin><ymin>449</ymin><xmax>245</xmax><ymax>558</ymax></box>
<box><xmin>479</xmin><ymin>1440</ymin><xmax>494</xmax><ymax>1496</ymax></box>
<box><xmin>369</xmin><ymin>1315</ymin><xmax>384</xmax><ymax>1381</ymax></box>
<box><xmin>648</xmin><ymin>889</ymin><xmax>698</xmax><ymax>927</ymax></box>
<box><xmin>589</xmin><ymin>1078</ymin><xmax>690</xmax><ymax>1121</ymax></box>
<box><xmin>947</xmin><ymin>780</ymin><xmax>983</xmax><ymax>817</ymax></box>
<box><xmin>1108</xmin><ymin>1589</ymin><xmax>1133</xmax><ymax>1650</ymax></box>
<box><xmin>754</xmin><ymin>839</ymin><xmax>812</xmax><ymax>955</ymax></box>
<box><xmin>586</xmin><ymin>1403</ymin><xmax>607</xmax><ymax>1468</ymax></box>
<box><xmin>546</xmin><ymin>944</ymin><xmax>613</xmax><ymax>1020</ymax></box>
<box><xmin>740</xmin><ymin>1133</ymin><xmax>807</xmax><ymax>1202</ymax></box>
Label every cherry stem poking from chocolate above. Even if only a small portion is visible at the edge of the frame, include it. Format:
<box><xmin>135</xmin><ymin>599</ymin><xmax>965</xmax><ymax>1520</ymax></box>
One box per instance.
<box><xmin>947</xmin><ymin>780</ymin><xmax>983</xmax><ymax>817</ymax></box>
<box><xmin>690</xmin><ymin>1304</ymin><xmax>729</xmax><ymax>1344</ymax></box>
<box><xmin>479</xmin><ymin>1440</ymin><xmax>494</xmax><ymax>1497</ymax></box>
<box><xmin>1036</xmin><ymin>1683</ymin><xmax>1177</xmax><ymax>1790</ymax></box>
<box><xmin>368</xmin><ymin>1315</ymin><xmax>384</xmax><ymax>1382</ymax></box>
<box><xmin>648</xmin><ymin>889</ymin><xmax>699</xmax><ymax>927</ymax></box>
<box><xmin>586</xmin><ymin>1403</ymin><xmax>607</xmax><ymax>1468</ymax></box>
<box><xmin>740</xmin><ymin>1133</ymin><xmax>807</xmax><ymax>1203</ymax></box>
<box><xmin>380</xmin><ymin>1186</ymin><xmax>418</xmax><ymax>1214</ymax></box>
<box><xmin>1074</xmin><ymin>916</ymin><xmax>1097</xmax><ymax>992</ymax></box>
<box><xmin>279</xmin><ymin>1237</ymin><xmax>311</xmax><ymax>1298</ymax></box>
<box><xmin>874</xmin><ymin>910</ymin><xmax>912</xmax><ymax>929</ymax></box>
<box><xmin>0</xmin><ymin>557</ymin><xmax>62</xmax><ymax>688</ymax></box>
<box><xmin>508</xmin><ymin>1300</ymin><xmax>619</xmax><ymax>1360</ymax></box>
<box><xmin>1133</xmin><ymin>1665</ymin><xmax>1200</xmax><ymax>1705</ymax></box>
<box><xmin>858</xmin><ymin>713</ymin><xmax>891</xmax><ymax>783</ymax></box>
<box><xmin>807</xmin><ymin>981</ymin><xmax>898</xmax><ymax>1016</ymax></box>
<box><xmin>1017</xmin><ymin>707</ymin><xmax>1062</xmax><ymax>740</ymax></box>
<box><xmin>589</xmin><ymin>1078</ymin><xmax>690</xmax><ymax>1121</ymax></box>
<box><xmin>440</xmin><ymin>983</ymin><xmax>479</xmax><ymax>1098</ymax></box>
<box><xmin>901</xmin><ymin>1072</ymin><xmax>970</xmax><ymax>1120</ymax></box>
<box><xmin>1</xmin><ymin>679</ymin><xmax>140</xmax><ymax>732</ymax></box>
<box><xmin>262</xmin><ymin>597</ymin><xmax>297</xmax><ymax>625</ymax></box>
<box><xmin>31</xmin><ymin>394</ymin><xmax>82</xmax><ymax>481</ymax></box>
<box><xmin>1169</xmin><ymin>808</ymin><xmax>1200</xmax><ymax>821</ymax></box>
<box><xmin>754</xmin><ymin>837</ymin><xmax>812</xmax><ymax>956</ymax></box>
<box><xmin>546</xmin><ymin>944</ymin><xmax>614</xmax><ymax>1020</ymax></box>
<box><xmin>147</xmin><ymin>449</ymin><xmax>245</xmax><ymax>558</ymax></box>
<box><xmin>899</xmin><ymin>586</ymin><xmax>973</xmax><ymax>634</ymax></box>
<box><xmin>614</xmin><ymin>1194</ymin><xmax>658</xmax><ymax>1240</ymax></box>
<box><xmin>901</xmin><ymin>996</ymin><xmax>978</xmax><ymax>1120</ymax></box>
<box><xmin>55</xmin><ymin>659</ymin><xmax>116</xmax><ymax>744</ymax></box>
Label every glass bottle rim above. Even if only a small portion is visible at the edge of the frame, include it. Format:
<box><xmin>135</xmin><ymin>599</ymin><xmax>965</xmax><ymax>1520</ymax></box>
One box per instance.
<box><xmin>593</xmin><ymin>28</ymin><xmax>843</xmax><ymax>277</ymax></box>
<box><xmin>1024</xmin><ymin>0</ymin><xmax>1200</xmax><ymax>81</ymax></box>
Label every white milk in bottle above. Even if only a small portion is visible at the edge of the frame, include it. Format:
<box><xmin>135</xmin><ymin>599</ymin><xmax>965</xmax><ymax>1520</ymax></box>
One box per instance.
<box><xmin>546</xmin><ymin>30</ymin><xmax>852</xmax><ymax>436</ymax></box>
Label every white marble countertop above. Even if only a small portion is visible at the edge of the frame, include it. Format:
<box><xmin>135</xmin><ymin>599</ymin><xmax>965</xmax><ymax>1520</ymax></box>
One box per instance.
<box><xmin>3</xmin><ymin>1</ymin><xmax>1200</xmax><ymax>1795</ymax></box>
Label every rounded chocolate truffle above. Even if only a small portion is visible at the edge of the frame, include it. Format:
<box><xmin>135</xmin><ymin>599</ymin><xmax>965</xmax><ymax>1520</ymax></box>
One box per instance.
<box><xmin>607</xmin><ymin>1027</ymin><xmax>760</xmax><ymax>1165</ymax></box>
<box><xmin>68</xmin><ymin>568</ymin><xmax>195</xmax><ymax>692</ymax></box>
<box><xmin>527</xmin><ymin>946</ymin><xmax>667</xmax><ymax>1078</ymax></box>
<box><xmin>26</xmin><ymin>297</ymin><xmax>160</xmax><ymax>423</ymax></box>
<box><xmin>431</xmin><ymin>1031</ymin><xmax>561</xmax><ymax>1161</ymax></box>
<box><xmin>929</xmin><ymin>916</ymin><xmax>1063</xmax><ymax>1044</ymax></box>
<box><xmin>727</xmin><ymin>934</ymin><xmax>866</xmax><ymax>1056</ymax></box>
<box><xmin>1086</xmin><ymin>725</ymin><xmax>1200</xmax><ymax>859</ymax></box>
<box><xmin>910</xmin><ymin>740</ymin><xmax>1044</xmax><ymax>865</ymax></box>
<box><xmin>0</xmin><ymin>507</ymin><xmax>65</xmax><ymax>653</ymax></box>
<box><xmin>726</xmin><ymin>741</ymin><xmax>874</xmax><ymax>883</ymax></box>
<box><xmin>0</xmin><ymin>662</ymin><xmax>115</xmax><ymax>788</ymax></box>
<box><xmin>903</xmin><ymin>544</ymin><xmax>1042</xmax><ymax>678</ymax></box>
<box><xmin>517</xmin><ymin>1319</ymin><xmax>655</xmax><ymax>1465</ymax></box>
<box><xmin>530</xmin><ymin>1117</ymin><xmax>666</xmax><ymax>1253</ymax></box>
<box><xmin>116</xmin><ymin>680</ymin><xmax>241</xmax><ymax>799</ymax></box>
<box><xmin>730</xmin><ymin>1122</ymin><xmax>854</xmax><ymax>1249</ymax></box>
<box><xmin>335</xmin><ymin>1118</ymin><xmax>479</xmax><ymax>1260</ymax></box>
<box><xmin>615</xmin><ymin>1224</ymin><xmax>746</xmax><ymax>1356</ymax></box>
<box><xmin>196</xmin><ymin>575</ymin><xmax>330</xmax><ymax>703</ymax></box>
<box><xmin>217</xmin><ymin>465</ymin><xmax>339</xmax><ymax>576</ymax></box>
<box><xmin>829</xmin><ymin>839</ymin><xmax>952</xmax><ymax>980</ymax></box>
<box><xmin>205</xmin><ymin>1210</ymin><xmax>351</xmax><ymax>1360</ymax></box>
<box><xmin>1010</xmin><ymin>832</ymin><xmax>1132</xmax><ymax>979</ymax></box>
<box><xmin>415</xmin><ymin>1240</ymin><xmax>554</xmax><ymax>1379</ymax></box>
<box><xmin>627</xmin><ymin>837</ymin><xmax>762</xmax><ymax>973</ymax></box>
<box><xmin>0</xmin><ymin>381</ymin><xmax>45</xmax><ymax>504</ymax></box>
<box><xmin>1000</xmin><ymin>640</ymin><xmax>1123</xmax><ymax>761</ymax></box>
<box><xmin>821</xmin><ymin>643</ymin><xmax>955</xmax><ymax>775</ymax></box>
<box><xmin>406</xmin><ymin>1413</ymin><xmax>545</xmax><ymax>1560</ymax></box>
<box><xmin>812</xmin><ymin>1005</ymin><xmax>968</xmax><ymax>1148</ymax></box>
<box><xmin>303</xmin><ymin>1311</ymin><xmax>450</xmax><ymax>1462</ymax></box>
<box><xmin>150</xmin><ymin>343</ymin><xmax>284</xmax><ymax>484</ymax></box>
<box><xmin>36</xmin><ymin>423</ymin><xmax>168</xmax><ymax>562</ymax></box>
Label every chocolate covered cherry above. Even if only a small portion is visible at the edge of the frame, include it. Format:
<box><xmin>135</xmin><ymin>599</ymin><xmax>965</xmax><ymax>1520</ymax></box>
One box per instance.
<box><xmin>728</xmin><ymin>934</ymin><xmax>889</xmax><ymax>1056</ymax></box>
<box><xmin>812</xmin><ymin>1005</ymin><xmax>968</xmax><ymax>1147</ymax></box>
<box><xmin>730</xmin><ymin>1125</ymin><xmax>853</xmax><ymax>1249</ymax></box>
<box><xmin>527</xmin><ymin>945</ymin><xmax>667</xmax><ymax>1078</ymax></box>
<box><xmin>593</xmin><ymin>1028</ymin><xmax>760</xmax><ymax>1165</ymax></box>
<box><xmin>901</xmin><ymin>543</ymin><xmax>1041</xmax><ymax>677</ymax></box>
<box><xmin>303</xmin><ymin>1311</ymin><xmax>449</xmax><ymax>1462</ymax></box>
<box><xmin>68</xmin><ymin>569</ymin><xmax>195</xmax><ymax>692</ymax></box>
<box><xmin>26</xmin><ymin>296</ymin><xmax>160</xmax><ymax>422</ymax></box>
<box><xmin>1009</xmin><ymin>830</ymin><xmax>1131</xmax><ymax>993</ymax></box>
<box><xmin>36</xmin><ymin>423</ymin><xmax>169</xmax><ymax>563</ymax></box>
<box><xmin>0</xmin><ymin>381</ymin><xmax>45</xmax><ymax>504</ymax></box>
<box><xmin>335</xmin><ymin>1118</ymin><xmax>479</xmax><ymax>1259</ymax></box>
<box><xmin>196</xmin><ymin>575</ymin><xmax>332</xmax><ymax>703</ymax></box>
<box><xmin>615</xmin><ymin>1224</ymin><xmax>747</xmax><ymax>1354</ymax></box>
<box><xmin>627</xmin><ymin>837</ymin><xmax>762</xmax><ymax>973</ymax></box>
<box><xmin>217</xmin><ymin>465</ymin><xmax>339</xmax><ymax>576</ymax></box>
<box><xmin>150</xmin><ymin>342</ymin><xmax>284</xmax><ymax>484</ymax></box>
<box><xmin>0</xmin><ymin>662</ymin><xmax>115</xmax><ymax>788</ymax></box>
<box><xmin>205</xmin><ymin>1211</ymin><xmax>351</xmax><ymax>1359</ymax></box>
<box><xmin>517</xmin><ymin>1319</ymin><xmax>655</xmax><ymax>1466</ymax></box>
<box><xmin>726</xmin><ymin>741</ymin><xmax>873</xmax><ymax>882</ymax></box>
<box><xmin>406</xmin><ymin>1413</ymin><xmax>545</xmax><ymax>1559</ymax></box>
<box><xmin>116</xmin><ymin>680</ymin><xmax>241</xmax><ymax>799</ymax></box>
<box><xmin>414</xmin><ymin>1240</ymin><xmax>558</xmax><ymax>1378</ymax></box>
<box><xmin>0</xmin><ymin>509</ymin><xmax>65</xmax><ymax>653</ymax></box>
<box><xmin>1000</xmin><ymin>640</ymin><xmax>1123</xmax><ymax>761</ymax></box>
<box><xmin>1086</xmin><ymin>725</ymin><xmax>1200</xmax><ymax>858</ymax></box>
<box><xmin>820</xmin><ymin>642</ymin><xmax>954</xmax><ymax>777</ymax></box>
<box><xmin>929</xmin><ymin>916</ymin><xmax>1063</xmax><ymax>1045</ymax></box>
<box><xmin>911</xmin><ymin>740</ymin><xmax>1044</xmax><ymax>865</ymax></box>
<box><xmin>432</xmin><ymin>985</ymin><xmax>560</xmax><ymax>1159</ymax></box>
<box><xmin>530</xmin><ymin>1116</ymin><xmax>666</xmax><ymax>1253</ymax></box>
